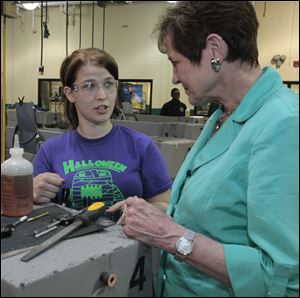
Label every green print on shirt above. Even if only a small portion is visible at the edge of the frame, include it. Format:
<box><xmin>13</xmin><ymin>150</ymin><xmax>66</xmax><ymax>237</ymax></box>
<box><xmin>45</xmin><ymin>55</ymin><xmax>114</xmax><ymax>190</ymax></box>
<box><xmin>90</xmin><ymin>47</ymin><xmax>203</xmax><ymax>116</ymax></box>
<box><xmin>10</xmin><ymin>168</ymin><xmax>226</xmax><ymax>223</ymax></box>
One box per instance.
<box><xmin>63</xmin><ymin>160</ymin><xmax>127</xmax><ymax>220</ymax></box>
<box><xmin>63</xmin><ymin>159</ymin><xmax>127</xmax><ymax>175</ymax></box>
<box><xmin>67</xmin><ymin>169</ymin><xmax>124</xmax><ymax>210</ymax></box>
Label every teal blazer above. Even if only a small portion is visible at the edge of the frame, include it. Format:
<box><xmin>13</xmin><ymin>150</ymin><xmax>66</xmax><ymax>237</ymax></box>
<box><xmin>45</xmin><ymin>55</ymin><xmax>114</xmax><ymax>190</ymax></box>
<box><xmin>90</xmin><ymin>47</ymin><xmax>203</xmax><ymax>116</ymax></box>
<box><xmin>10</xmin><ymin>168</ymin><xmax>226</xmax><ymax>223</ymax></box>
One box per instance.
<box><xmin>159</xmin><ymin>67</ymin><xmax>299</xmax><ymax>297</ymax></box>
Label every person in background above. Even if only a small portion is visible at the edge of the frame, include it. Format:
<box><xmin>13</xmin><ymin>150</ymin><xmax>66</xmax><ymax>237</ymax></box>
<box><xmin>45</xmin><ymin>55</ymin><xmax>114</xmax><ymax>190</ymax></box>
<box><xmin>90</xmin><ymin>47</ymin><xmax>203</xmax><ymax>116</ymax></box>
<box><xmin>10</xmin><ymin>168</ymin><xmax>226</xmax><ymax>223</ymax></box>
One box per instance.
<box><xmin>160</xmin><ymin>88</ymin><xmax>187</xmax><ymax>116</ymax></box>
<box><xmin>108</xmin><ymin>1</ymin><xmax>299</xmax><ymax>296</ymax></box>
<box><xmin>33</xmin><ymin>48</ymin><xmax>172</xmax><ymax>221</ymax></box>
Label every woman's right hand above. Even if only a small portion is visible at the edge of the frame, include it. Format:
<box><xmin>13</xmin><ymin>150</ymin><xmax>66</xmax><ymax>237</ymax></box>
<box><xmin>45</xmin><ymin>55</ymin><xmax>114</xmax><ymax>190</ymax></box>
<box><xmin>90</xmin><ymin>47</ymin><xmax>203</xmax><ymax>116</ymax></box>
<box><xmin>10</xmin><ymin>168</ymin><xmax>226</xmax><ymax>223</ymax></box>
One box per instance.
<box><xmin>33</xmin><ymin>173</ymin><xmax>64</xmax><ymax>204</ymax></box>
<box><xmin>106</xmin><ymin>200</ymin><xmax>128</xmax><ymax>224</ymax></box>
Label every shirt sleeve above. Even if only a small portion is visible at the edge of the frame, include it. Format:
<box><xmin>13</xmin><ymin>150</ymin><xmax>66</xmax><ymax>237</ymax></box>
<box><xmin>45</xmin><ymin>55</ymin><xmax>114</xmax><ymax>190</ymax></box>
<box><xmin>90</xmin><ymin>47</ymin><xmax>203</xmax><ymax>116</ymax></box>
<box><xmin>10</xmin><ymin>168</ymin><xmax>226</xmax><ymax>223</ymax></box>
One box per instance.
<box><xmin>140</xmin><ymin>140</ymin><xmax>172</xmax><ymax>199</ymax></box>
<box><xmin>224</xmin><ymin>113</ymin><xmax>299</xmax><ymax>297</ymax></box>
<box><xmin>33</xmin><ymin>141</ymin><xmax>53</xmax><ymax>176</ymax></box>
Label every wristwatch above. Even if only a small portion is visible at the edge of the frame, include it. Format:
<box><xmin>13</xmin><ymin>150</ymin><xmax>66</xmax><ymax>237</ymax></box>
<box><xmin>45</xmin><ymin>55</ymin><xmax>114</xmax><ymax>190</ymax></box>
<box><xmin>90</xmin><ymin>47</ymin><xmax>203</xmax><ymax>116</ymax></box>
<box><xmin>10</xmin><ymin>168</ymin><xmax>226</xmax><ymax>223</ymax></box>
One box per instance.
<box><xmin>175</xmin><ymin>229</ymin><xmax>196</xmax><ymax>261</ymax></box>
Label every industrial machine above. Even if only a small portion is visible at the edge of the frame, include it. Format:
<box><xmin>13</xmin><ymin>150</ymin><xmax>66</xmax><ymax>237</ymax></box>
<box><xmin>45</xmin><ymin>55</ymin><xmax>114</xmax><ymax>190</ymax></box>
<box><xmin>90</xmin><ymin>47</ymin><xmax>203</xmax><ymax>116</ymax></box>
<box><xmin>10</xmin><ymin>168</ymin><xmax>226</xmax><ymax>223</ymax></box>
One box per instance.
<box><xmin>153</xmin><ymin>136</ymin><xmax>194</xmax><ymax>179</ymax></box>
<box><xmin>5</xmin><ymin>110</ymin><xmax>204</xmax><ymax>178</ymax></box>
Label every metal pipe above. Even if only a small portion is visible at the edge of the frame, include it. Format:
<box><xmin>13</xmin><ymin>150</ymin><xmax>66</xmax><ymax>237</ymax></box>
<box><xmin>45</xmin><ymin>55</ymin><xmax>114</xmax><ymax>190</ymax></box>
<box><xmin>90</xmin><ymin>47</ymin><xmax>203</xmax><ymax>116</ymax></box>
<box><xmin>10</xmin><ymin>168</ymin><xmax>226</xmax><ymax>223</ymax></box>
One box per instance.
<box><xmin>1</xmin><ymin>17</ymin><xmax>7</xmax><ymax>163</ymax></box>
<box><xmin>16</xmin><ymin>1</ymin><xmax>132</xmax><ymax>8</ymax></box>
<box><xmin>16</xmin><ymin>1</ymin><xmax>97</xmax><ymax>8</ymax></box>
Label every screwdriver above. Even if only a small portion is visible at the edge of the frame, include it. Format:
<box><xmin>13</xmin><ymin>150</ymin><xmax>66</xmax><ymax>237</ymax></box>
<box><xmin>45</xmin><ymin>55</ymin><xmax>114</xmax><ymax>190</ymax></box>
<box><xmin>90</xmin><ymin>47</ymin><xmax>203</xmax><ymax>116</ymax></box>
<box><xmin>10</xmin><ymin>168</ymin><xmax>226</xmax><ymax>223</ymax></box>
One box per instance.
<box><xmin>21</xmin><ymin>202</ymin><xmax>105</xmax><ymax>262</ymax></box>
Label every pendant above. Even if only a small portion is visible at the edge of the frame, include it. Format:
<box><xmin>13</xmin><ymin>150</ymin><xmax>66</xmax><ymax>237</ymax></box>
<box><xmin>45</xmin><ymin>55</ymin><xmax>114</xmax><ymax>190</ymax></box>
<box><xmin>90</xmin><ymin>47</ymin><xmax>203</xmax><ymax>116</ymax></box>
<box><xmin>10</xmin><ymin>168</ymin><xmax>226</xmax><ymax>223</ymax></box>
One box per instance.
<box><xmin>214</xmin><ymin>121</ymin><xmax>221</xmax><ymax>133</ymax></box>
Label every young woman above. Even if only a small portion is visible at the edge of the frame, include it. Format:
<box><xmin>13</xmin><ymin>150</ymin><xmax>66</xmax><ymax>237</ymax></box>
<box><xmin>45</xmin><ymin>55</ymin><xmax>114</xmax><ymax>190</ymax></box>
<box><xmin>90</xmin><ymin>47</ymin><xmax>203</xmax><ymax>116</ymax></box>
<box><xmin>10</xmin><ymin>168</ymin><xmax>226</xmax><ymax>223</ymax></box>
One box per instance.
<box><xmin>33</xmin><ymin>48</ymin><xmax>172</xmax><ymax>221</ymax></box>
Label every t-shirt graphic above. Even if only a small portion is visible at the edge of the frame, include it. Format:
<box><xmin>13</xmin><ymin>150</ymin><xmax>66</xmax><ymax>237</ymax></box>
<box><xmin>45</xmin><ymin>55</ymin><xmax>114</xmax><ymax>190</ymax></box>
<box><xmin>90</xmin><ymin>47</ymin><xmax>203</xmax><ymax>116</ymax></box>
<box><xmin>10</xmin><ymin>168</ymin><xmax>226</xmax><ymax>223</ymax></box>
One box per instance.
<box><xmin>33</xmin><ymin>127</ymin><xmax>173</xmax><ymax>222</ymax></box>
<box><xmin>63</xmin><ymin>159</ymin><xmax>126</xmax><ymax>221</ymax></box>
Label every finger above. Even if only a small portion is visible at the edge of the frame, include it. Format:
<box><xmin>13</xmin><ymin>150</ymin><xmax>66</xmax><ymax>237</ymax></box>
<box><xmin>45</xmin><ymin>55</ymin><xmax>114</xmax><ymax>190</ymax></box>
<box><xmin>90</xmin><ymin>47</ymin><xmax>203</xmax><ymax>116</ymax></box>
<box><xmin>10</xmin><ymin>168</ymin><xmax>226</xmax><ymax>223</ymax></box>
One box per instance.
<box><xmin>44</xmin><ymin>184</ymin><xmax>60</xmax><ymax>195</ymax></box>
<box><xmin>45</xmin><ymin>174</ymin><xmax>65</xmax><ymax>187</ymax></box>
<box><xmin>40</xmin><ymin>189</ymin><xmax>58</xmax><ymax>199</ymax></box>
<box><xmin>116</xmin><ymin>217</ymin><xmax>123</xmax><ymax>225</ymax></box>
<box><xmin>125</xmin><ymin>196</ymin><xmax>139</xmax><ymax>206</ymax></box>
<box><xmin>34</xmin><ymin>196</ymin><xmax>51</xmax><ymax>204</ymax></box>
<box><xmin>116</xmin><ymin>212</ymin><xmax>126</xmax><ymax>225</ymax></box>
<box><xmin>106</xmin><ymin>200</ymin><xmax>125</xmax><ymax>213</ymax></box>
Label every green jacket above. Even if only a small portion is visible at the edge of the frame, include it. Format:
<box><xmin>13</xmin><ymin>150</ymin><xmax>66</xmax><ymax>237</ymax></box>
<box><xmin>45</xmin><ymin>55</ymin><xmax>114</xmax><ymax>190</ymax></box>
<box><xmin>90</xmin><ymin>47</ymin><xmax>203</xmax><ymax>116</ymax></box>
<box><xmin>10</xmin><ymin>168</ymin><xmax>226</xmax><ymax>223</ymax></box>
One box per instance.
<box><xmin>158</xmin><ymin>67</ymin><xmax>299</xmax><ymax>297</ymax></box>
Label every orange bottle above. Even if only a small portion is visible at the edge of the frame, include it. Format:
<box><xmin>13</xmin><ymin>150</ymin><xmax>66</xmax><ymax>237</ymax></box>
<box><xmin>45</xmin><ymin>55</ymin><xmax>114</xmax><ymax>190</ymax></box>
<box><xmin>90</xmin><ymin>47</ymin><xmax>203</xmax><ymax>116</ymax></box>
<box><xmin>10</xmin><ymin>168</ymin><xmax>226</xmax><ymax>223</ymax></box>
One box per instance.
<box><xmin>1</xmin><ymin>135</ymin><xmax>33</xmax><ymax>217</ymax></box>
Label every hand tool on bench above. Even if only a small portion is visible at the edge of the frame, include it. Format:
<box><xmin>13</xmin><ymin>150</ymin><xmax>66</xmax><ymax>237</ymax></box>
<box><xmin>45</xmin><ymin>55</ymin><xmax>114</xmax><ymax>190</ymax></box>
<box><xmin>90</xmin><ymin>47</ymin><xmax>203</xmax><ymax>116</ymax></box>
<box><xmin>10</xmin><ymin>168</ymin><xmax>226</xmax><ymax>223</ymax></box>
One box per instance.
<box><xmin>27</xmin><ymin>211</ymin><xmax>49</xmax><ymax>222</ymax></box>
<box><xmin>21</xmin><ymin>202</ymin><xmax>105</xmax><ymax>262</ymax></box>
<box><xmin>1</xmin><ymin>216</ymin><xmax>28</xmax><ymax>238</ymax></box>
<box><xmin>32</xmin><ymin>209</ymin><xmax>84</xmax><ymax>238</ymax></box>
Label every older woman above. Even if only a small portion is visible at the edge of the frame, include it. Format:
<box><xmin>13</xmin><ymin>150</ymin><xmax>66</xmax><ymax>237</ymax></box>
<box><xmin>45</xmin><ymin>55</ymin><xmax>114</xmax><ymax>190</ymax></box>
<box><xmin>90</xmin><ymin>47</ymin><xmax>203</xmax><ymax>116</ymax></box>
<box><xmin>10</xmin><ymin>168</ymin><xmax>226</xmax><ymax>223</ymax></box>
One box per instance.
<box><xmin>109</xmin><ymin>1</ymin><xmax>299</xmax><ymax>296</ymax></box>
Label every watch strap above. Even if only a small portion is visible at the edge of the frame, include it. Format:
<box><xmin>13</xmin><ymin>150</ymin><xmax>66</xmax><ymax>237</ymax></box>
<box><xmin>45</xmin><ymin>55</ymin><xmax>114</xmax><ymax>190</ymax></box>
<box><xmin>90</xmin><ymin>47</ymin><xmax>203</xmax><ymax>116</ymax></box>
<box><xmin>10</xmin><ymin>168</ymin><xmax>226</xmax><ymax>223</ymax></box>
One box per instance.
<box><xmin>184</xmin><ymin>229</ymin><xmax>196</xmax><ymax>242</ymax></box>
<box><xmin>174</xmin><ymin>229</ymin><xmax>196</xmax><ymax>262</ymax></box>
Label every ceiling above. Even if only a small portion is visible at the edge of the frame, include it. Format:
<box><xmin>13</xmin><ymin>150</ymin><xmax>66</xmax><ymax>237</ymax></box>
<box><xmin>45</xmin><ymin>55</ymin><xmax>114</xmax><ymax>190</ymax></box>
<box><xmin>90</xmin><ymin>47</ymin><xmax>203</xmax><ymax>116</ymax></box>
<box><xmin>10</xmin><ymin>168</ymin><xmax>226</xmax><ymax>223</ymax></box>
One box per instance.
<box><xmin>15</xmin><ymin>1</ymin><xmax>137</xmax><ymax>8</ymax></box>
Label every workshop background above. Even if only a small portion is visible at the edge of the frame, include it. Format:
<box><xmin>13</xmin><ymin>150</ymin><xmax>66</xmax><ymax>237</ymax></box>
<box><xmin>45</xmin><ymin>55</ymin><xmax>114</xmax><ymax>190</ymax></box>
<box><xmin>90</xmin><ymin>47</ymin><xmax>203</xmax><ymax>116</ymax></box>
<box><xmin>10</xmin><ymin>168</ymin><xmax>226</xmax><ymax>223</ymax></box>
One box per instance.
<box><xmin>1</xmin><ymin>1</ymin><xmax>299</xmax><ymax>109</ymax></box>
<box><xmin>1</xmin><ymin>2</ymin><xmax>299</xmax><ymax>297</ymax></box>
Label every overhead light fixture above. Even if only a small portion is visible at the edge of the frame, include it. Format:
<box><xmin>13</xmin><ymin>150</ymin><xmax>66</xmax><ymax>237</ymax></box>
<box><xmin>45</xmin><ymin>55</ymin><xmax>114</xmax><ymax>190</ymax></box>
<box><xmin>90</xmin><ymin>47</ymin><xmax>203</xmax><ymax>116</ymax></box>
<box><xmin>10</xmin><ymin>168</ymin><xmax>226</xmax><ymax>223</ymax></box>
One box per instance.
<box><xmin>167</xmin><ymin>1</ymin><xmax>177</xmax><ymax>3</ymax></box>
<box><xmin>21</xmin><ymin>2</ymin><xmax>39</xmax><ymax>10</ymax></box>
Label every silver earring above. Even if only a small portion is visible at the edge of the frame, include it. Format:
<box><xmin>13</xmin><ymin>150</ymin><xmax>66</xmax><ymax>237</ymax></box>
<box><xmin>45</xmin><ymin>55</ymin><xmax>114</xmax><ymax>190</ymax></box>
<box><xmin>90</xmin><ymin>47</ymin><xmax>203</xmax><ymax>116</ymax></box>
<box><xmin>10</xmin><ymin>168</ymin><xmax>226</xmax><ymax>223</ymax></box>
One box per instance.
<box><xmin>211</xmin><ymin>58</ymin><xmax>221</xmax><ymax>72</ymax></box>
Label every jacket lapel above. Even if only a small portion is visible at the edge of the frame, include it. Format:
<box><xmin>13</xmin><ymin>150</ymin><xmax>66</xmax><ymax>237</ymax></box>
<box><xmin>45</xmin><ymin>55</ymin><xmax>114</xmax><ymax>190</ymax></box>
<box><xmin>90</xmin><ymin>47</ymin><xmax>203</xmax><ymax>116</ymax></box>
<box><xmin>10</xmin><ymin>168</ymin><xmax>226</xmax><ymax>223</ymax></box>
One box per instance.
<box><xmin>190</xmin><ymin>116</ymin><xmax>240</xmax><ymax>170</ymax></box>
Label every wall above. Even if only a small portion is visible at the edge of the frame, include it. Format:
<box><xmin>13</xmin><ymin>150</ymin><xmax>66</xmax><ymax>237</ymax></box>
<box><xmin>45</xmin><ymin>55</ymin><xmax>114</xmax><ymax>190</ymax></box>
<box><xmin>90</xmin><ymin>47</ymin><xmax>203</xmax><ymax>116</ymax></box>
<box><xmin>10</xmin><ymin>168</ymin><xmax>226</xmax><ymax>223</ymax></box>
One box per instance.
<box><xmin>2</xmin><ymin>1</ymin><xmax>299</xmax><ymax>109</ymax></box>
<box><xmin>256</xmin><ymin>1</ymin><xmax>299</xmax><ymax>82</ymax></box>
<box><xmin>4</xmin><ymin>2</ymin><xmax>186</xmax><ymax>109</ymax></box>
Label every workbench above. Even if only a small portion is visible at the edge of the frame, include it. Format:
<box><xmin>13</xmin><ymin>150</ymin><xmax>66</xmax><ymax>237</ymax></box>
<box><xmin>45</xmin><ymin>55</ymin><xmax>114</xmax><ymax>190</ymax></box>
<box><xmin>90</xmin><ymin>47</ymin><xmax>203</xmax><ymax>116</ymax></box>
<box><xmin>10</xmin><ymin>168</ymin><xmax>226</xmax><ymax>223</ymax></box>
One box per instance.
<box><xmin>1</xmin><ymin>223</ymin><xmax>156</xmax><ymax>297</ymax></box>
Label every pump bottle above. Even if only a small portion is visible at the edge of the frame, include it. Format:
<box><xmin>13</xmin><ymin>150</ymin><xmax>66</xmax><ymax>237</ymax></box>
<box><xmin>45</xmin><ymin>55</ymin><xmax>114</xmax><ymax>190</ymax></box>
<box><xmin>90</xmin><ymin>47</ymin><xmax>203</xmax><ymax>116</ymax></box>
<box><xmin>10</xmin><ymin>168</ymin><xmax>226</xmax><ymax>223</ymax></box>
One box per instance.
<box><xmin>1</xmin><ymin>135</ymin><xmax>33</xmax><ymax>216</ymax></box>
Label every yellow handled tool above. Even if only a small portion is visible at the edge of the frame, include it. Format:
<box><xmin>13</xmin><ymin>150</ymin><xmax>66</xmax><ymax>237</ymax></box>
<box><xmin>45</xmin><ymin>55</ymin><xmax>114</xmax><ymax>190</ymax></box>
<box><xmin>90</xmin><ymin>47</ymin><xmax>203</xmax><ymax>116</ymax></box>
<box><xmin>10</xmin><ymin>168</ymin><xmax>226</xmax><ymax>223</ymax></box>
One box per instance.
<box><xmin>21</xmin><ymin>202</ymin><xmax>105</xmax><ymax>262</ymax></box>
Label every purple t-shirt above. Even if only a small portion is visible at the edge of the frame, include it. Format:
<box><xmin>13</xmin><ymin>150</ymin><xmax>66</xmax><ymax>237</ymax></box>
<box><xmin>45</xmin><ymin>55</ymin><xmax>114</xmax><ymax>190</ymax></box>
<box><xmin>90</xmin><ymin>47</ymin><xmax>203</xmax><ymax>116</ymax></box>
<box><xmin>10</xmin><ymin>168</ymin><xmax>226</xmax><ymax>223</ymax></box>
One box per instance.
<box><xmin>34</xmin><ymin>125</ymin><xmax>172</xmax><ymax>220</ymax></box>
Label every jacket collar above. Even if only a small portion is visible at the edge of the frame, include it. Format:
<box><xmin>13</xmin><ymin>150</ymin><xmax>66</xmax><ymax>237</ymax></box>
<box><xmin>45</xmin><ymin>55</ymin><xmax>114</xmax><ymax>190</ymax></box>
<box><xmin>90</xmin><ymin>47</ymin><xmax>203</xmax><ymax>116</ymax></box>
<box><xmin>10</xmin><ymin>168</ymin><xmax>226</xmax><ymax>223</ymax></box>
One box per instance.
<box><xmin>189</xmin><ymin>67</ymin><xmax>284</xmax><ymax>170</ymax></box>
<box><xmin>233</xmin><ymin>67</ymin><xmax>283</xmax><ymax>123</ymax></box>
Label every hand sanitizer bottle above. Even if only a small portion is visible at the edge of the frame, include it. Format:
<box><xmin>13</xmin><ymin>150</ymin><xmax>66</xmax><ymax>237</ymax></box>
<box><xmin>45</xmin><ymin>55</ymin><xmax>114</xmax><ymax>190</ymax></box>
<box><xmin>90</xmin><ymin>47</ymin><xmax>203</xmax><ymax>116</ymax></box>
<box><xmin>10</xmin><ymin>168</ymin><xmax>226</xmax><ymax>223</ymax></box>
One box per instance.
<box><xmin>1</xmin><ymin>135</ymin><xmax>33</xmax><ymax>216</ymax></box>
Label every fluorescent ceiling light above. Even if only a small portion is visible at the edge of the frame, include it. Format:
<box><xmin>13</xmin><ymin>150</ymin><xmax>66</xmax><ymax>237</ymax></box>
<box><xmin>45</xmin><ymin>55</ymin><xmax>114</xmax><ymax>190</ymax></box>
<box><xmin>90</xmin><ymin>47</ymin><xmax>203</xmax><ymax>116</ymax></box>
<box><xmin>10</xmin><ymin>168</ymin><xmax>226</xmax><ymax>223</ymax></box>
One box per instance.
<box><xmin>22</xmin><ymin>3</ymin><xmax>39</xmax><ymax>10</ymax></box>
<box><xmin>167</xmin><ymin>1</ymin><xmax>177</xmax><ymax>3</ymax></box>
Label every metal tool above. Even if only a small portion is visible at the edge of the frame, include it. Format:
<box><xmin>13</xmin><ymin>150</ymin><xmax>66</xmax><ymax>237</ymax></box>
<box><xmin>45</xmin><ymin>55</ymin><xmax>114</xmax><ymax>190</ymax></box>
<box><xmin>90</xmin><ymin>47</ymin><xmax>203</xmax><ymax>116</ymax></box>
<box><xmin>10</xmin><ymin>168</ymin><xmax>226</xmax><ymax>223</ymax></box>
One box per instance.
<box><xmin>46</xmin><ymin>214</ymin><xmax>74</xmax><ymax>229</ymax></box>
<box><xmin>46</xmin><ymin>209</ymin><xmax>84</xmax><ymax>229</ymax></box>
<box><xmin>27</xmin><ymin>211</ymin><xmax>49</xmax><ymax>222</ymax></box>
<box><xmin>21</xmin><ymin>202</ymin><xmax>105</xmax><ymax>262</ymax></box>
<box><xmin>1</xmin><ymin>246</ymin><xmax>39</xmax><ymax>260</ymax></box>
<box><xmin>32</xmin><ymin>209</ymin><xmax>85</xmax><ymax>238</ymax></box>
<box><xmin>33</xmin><ymin>225</ymin><xmax>58</xmax><ymax>238</ymax></box>
<box><xmin>1</xmin><ymin>216</ymin><xmax>28</xmax><ymax>238</ymax></box>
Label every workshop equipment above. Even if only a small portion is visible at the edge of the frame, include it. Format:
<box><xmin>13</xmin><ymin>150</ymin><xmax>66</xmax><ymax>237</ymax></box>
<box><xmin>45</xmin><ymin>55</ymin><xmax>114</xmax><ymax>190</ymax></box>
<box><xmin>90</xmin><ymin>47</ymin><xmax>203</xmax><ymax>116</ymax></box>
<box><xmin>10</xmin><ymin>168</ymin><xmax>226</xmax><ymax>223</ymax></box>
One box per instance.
<box><xmin>32</xmin><ymin>209</ymin><xmax>84</xmax><ymax>238</ymax></box>
<box><xmin>27</xmin><ymin>211</ymin><xmax>49</xmax><ymax>222</ymax></box>
<box><xmin>1</xmin><ymin>216</ymin><xmax>28</xmax><ymax>238</ymax></box>
<box><xmin>46</xmin><ymin>213</ymin><xmax>74</xmax><ymax>228</ymax></box>
<box><xmin>33</xmin><ymin>225</ymin><xmax>58</xmax><ymax>239</ymax></box>
<box><xmin>46</xmin><ymin>208</ymin><xmax>84</xmax><ymax>229</ymax></box>
<box><xmin>21</xmin><ymin>202</ymin><xmax>105</xmax><ymax>262</ymax></box>
<box><xmin>1</xmin><ymin>224</ymin><xmax>156</xmax><ymax>297</ymax></box>
<box><xmin>15</xmin><ymin>100</ymin><xmax>43</xmax><ymax>154</ymax></box>
<box><xmin>1</xmin><ymin>134</ymin><xmax>33</xmax><ymax>217</ymax></box>
<box><xmin>1</xmin><ymin>205</ymin><xmax>88</xmax><ymax>256</ymax></box>
<box><xmin>153</xmin><ymin>137</ymin><xmax>195</xmax><ymax>179</ymax></box>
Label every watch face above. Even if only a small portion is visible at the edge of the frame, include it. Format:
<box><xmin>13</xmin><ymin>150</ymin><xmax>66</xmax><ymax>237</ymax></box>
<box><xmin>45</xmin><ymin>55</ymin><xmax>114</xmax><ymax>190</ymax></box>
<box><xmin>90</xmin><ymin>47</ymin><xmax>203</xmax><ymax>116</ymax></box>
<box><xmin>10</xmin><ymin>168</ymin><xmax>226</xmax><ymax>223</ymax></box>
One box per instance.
<box><xmin>176</xmin><ymin>237</ymin><xmax>193</xmax><ymax>256</ymax></box>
